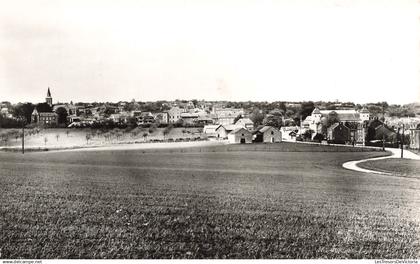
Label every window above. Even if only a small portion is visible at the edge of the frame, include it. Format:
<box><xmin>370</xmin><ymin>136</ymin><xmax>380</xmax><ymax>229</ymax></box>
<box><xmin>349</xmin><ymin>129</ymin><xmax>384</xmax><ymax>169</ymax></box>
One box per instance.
<box><xmin>271</xmin><ymin>131</ymin><xmax>274</xmax><ymax>135</ymax></box>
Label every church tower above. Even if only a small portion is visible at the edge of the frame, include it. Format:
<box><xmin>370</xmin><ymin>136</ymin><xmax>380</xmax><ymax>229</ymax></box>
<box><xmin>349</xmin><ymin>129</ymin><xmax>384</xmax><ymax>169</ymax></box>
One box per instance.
<box><xmin>46</xmin><ymin>87</ymin><xmax>52</xmax><ymax>107</ymax></box>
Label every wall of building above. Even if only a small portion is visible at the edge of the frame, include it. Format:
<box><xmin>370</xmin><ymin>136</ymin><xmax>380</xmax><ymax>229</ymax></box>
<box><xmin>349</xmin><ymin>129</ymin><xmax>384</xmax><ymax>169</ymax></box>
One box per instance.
<box><xmin>409</xmin><ymin>129</ymin><xmax>420</xmax><ymax>149</ymax></box>
<box><xmin>228</xmin><ymin>132</ymin><xmax>252</xmax><ymax>144</ymax></box>
<box><xmin>263</xmin><ymin>129</ymin><xmax>282</xmax><ymax>143</ymax></box>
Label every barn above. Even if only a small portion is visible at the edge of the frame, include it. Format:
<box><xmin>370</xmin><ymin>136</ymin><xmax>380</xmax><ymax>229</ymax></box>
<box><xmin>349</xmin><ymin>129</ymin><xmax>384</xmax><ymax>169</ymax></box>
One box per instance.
<box><xmin>328</xmin><ymin>123</ymin><xmax>350</xmax><ymax>144</ymax></box>
<box><xmin>215</xmin><ymin>124</ymin><xmax>241</xmax><ymax>139</ymax></box>
<box><xmin>228</xmin><ymin>128</ymin><xmax>253</xmax><ymax>144</ymax></box>
<box><xmin>253</xmin><ymin>126</ymin><xmax>281</xmax><ymax>143</ymax></box>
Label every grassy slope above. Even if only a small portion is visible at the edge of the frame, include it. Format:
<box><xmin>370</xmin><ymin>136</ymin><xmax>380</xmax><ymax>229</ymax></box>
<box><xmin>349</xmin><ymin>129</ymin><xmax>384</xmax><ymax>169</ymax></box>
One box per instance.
<box><xmin>358</xmin><ymin>159</ymin><xmax>420</xmax><ymax>178</ymax></box>
<box><xmin>1</xmin><ymin>145</ymin><xmax>419</xmax><ymax>259</ymax></box>
<box><xmin>0</xmin><ymin>127</ymin><xmax>204</xmax><ymax>149</ymax></box>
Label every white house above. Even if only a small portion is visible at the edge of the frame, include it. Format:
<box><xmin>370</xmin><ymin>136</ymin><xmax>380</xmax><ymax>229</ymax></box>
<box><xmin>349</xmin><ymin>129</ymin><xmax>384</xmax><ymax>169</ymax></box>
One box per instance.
<box><xmin>215</xmin><ymin>124</ymin><xmax>242</xmax><ymax>139</ymax></box>
<box><xmin>228</xmin><ymin>127</ymin><xmax>253</xmax><ymax>144</ymax></box>
<box><xmin>253</xmin><ymin>126</ymin><xmax>281</xmax><ymax>143</ymax></box>
<box><xmin>280</xmin><ymin>126</ymin><xmax>299</xmax><ymax>141</ymax></box>
<box><xmin>203</xmin><ymin>125</ymin><xmax>220</xmax><ymax>138</ymax></box>
<box><xmin>168</xmin><ymin>107</ymin><xmax>184</xmax><ymax>124</ymax></box>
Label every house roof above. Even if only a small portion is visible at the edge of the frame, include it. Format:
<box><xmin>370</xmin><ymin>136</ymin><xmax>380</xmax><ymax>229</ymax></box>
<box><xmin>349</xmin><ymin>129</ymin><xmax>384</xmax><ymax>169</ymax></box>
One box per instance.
<box><xmin>312</xmin><ymin>108</ymin><xmax>321</xmax><ymax>115</ymax></box>
<box><xmin>230</xmin><ymin>127</ymin><xmax>252</xmax><ymax>134</ymax></box>
<box><xmin>360</xmin><ymin>107</ymin><xmax>369</xmax><ymax>113</ymax></box>
<box><xmin>235</xmin><ymin>118</ymin><xmax>253</xmax><ymax>125</ymax></box>
<box><xmin>375</xmin><ymin>125</ymin><xmax>397</xmax><ymax>139</ymax></box>
<box><xmin>255</xmin><ymin>126</ymin><xmax>278</xmax><ymax>134</ymax></box>
<box><xmin>216</xmin><ymin>124</ymin><xmax>242</xmax><ymax>132</ymax></box>
<box><xmin>180</xmin><ymin>113</ymin><xmax>199</xmax><ymax>118</ymax></box>
<box><xmin>329</xmin><ymin>123</ymin><xmax>349</xmax><ymax>130</ymax></box>
<box><xmin>320</xmin><ymin>110</ymin><xmax>361</xmax><ymax>122</ymax></box>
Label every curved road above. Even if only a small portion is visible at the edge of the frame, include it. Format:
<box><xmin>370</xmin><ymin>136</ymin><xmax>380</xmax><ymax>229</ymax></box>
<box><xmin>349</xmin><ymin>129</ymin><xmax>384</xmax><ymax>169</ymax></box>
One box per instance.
<box><xmin>342</xmin><ymin>148</ymin><xmax>420</xmax><ymax>175</ymax></box>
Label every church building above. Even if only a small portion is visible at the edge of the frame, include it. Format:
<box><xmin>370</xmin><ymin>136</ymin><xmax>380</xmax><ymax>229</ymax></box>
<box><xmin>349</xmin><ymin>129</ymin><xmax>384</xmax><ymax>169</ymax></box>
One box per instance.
<box><xmin>31</xmin><ymin>88</ymin><xmax>58</xmax><ymax>126</ymax></box>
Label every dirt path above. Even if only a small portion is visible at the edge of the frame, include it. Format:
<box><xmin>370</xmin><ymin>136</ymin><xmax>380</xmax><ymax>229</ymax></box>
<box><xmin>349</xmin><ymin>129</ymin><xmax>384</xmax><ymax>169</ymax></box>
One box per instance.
<box><xmin>342</xmin><ymin>148</ymin><xmax>420</xmax><ymax>175</ymax></box>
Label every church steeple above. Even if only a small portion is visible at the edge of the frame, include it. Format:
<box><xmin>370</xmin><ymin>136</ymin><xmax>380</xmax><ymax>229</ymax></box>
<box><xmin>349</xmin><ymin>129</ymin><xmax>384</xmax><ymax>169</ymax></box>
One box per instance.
<box><xmin>46</xmin><ymin>87</ymin><xmax>52</xmax><ymax>107</ymax></box>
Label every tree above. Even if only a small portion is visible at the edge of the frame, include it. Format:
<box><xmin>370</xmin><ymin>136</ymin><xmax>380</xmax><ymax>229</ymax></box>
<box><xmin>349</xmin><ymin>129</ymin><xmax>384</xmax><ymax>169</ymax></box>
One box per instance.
<box><xmin>127</xmin><ymin>117</ymin><xmax>137</xmax><ymax>129</ymax></box>
<box><xmin>313</xmin><ymin>133</ymin><xmax>324</xmax><ymax>142</ymax></box>
<box><xmin>55</xmin><ymin>107</ymin><xmax>68</xmax><ymax>124</ymax></box>
<box><xmin>326</xmin><ymin>111</ymin><xmax>340</xmax><ymax>127</ymax></box>
<box><xmin>143</xmin><ymin>132</ymin><xmax>148</xmax><ymax>142</ymax></box>
<box><xmin>36</xmin><ymin>103</ymin><xmax>52</xmax><ymax>113</ymax></box>
<box><xmin>303</xmin><ymin>129</ymin><xmax>315</xmax><ymax>140</ymax></box>
<box><xmin>85</xmin><ymin>133</ymin><xmax>92</xmax><ymax>144</ymax></box>
<box><xmin>12</xmin><ymin>103</ymin><xmax>35</xmax><ymax>124</ymax></box>
<box><xmin>262</xmin><ymin>110</ymin><xmax>283</xmax><ymax>128</ymax></box>
<box><xmin>300</xmin><ymin>101</ymin><xmax>315</xmax><ymax>120</ymax></box>
<box><xmin>249</xmin><ymin>109</ymin><xmax>265</xmax><ymax>127</ymax></box>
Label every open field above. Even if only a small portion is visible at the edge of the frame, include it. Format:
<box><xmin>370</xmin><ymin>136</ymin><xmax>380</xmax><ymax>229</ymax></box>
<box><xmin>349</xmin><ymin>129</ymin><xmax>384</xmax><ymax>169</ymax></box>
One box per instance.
<box><xmin>0</xmin><ymin>127</ymin><xmax>205</xmax><ymax>151</ymax></box>
<box><xmin>1</xmin><ymin>143</ymin><xmax>419</xmax><ymax>259</ymax></box>
<box><xmin>358</xmin><ymin>159</ymin><xmax>420</xmax><ymax>178</ymax></box>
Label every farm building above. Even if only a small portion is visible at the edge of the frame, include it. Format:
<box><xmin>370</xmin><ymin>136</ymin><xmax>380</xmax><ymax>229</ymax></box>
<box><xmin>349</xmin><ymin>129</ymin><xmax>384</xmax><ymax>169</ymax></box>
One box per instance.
<box><xmin>409</xmin><ymin>129</ymin><xmax>420</xmax><ymax>149</ymax></box>
<box><xmin>253</xmin><ymin>126</ymin><xmax>281</xmax><ymax>143</ymax></box>
<box><xmin>328</xmin><ymin>123</ymin><xmax>351</xmax><ymax>144</ymax></box>
<box><xmin>235</xmin><ymin>118</ymin><xmax>254</xmax><ymax>130</ymax></box>
<box><xmin>203</xmin><ymin>125</ymin><xmax>220</xmax><ymax>138</ymax></box>
<box><xmin>281</xmin><ymin>126</ymin><xmax>299</xmax><ymax>141</ymax></box>
<box><xmin>215</xmin><ymin>124</ymin><xmax>242</xmax><ymax>139</ymax></box>
<box><xmin>228</xmin><ymin>127</ymin><xmax>253</xmax><ymax>144</ymax></box>
<box><xmin>374</xmin><ymin>125</ymin><xmax>398</xmax><ymax>143</ymax></box>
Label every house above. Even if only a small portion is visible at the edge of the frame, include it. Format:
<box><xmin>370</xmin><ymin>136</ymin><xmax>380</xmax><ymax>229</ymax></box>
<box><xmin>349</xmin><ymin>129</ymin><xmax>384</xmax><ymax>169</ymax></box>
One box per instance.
<box><xmin>168</xmin><ymin>107</ymin><xmax>184</xmax><ymax>123</ymax></box>
<box><xmin>235</xmin><ymin>118</ymin><xmax>254</xmax><ymax>130</ymax></box>
<box><xmin>203</xmin><ymin>125</ymin><xmax>220</xmax><ymax>138</ymax></box>
<box><xmin>253</xmin><ymin>126</ymin><xmax>281</xmax><ymax>143</ymax></box>
<box><xmin>228</xmin><ymin>127</ymin><xmax>253</xmax><ymax>144</ymax></box>
<box><xmin>31</xmin><ymin>109</ymin><xmax>58</xmax><ymax>126</ymax></box>
<box><xmin>375</xmin><ymin>125</ymin><xmax>397</xmax><ymax>143</ymax></box>
<box><xmin>154</xmin><ymin>112</ymin><xmax>169</xmax><ymax>124</ymax></box>
<box><xmin>327</xmin><ymin>123</ymin><xmax>351</xmax><ymax>144</ymax></box>
<box><xmin>215</xmin><ymin>124</ymin><xmax>242</xmax><ymax>139</ymax></box>
<box><xmin>303</xmin><ymin>107</ymin><xmax>370</xmax><ymax>132</ymax></box>
<box><xmin>0</xmin><ymin>107</ymin><xmax>12</xmax><ymax>118</ymax></box>
<box><xmin>409</xmin><ymin>128</ymin><xmax>420</xmax><ymax>149</ymax></box>
<box><xmin>280</xmin><ymin>126</ymin><xmax>299</xmax><ymax>141</ymax></box>
<box><xmin>180</xmin><ymin>113</ymin><xmax>199</xmax><ymax>125</ymax></box>
<box><xmin>195</xmin><ymin>116</ymin><xmax>214</xmax><ymax>125</ymax></box>
<box><xmin>213</xmin><ymin>107</ymin><xmax>244</xmax><ymax>125</ymax></box>
<box><xmin>137</xmin><ymin>112</ymin><xmax>155</xmax><ymax>125</ymax></box>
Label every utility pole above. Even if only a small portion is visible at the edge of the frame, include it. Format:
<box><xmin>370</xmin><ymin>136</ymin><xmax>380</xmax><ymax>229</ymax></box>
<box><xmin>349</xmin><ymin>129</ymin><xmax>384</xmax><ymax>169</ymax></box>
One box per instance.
<box><xmin>299</xmin><ymin>115</ymin><xmax>302</xmax><ymax>137</ymax></box>
<box><xmin>382</xmin><ymin>132</ymin><xmax>385</xmax><ymax>151</ymax></box>
<box><xmin>401</xmin><ymin>124</ymin><xmax>404</xmax><ymax>158</ymax></box>
<box><xmin>21</xmin><ymin>119</ymin><xmax>25</xmax><ymax>154</ymax></box>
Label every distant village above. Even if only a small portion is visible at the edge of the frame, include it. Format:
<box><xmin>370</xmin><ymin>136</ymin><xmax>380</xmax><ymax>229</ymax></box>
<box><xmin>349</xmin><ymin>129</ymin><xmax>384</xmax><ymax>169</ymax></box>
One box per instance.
<box><xmin>1</xmin><ymin>88</ymin><xmax>420</xmax><ymax>149</ymax></box>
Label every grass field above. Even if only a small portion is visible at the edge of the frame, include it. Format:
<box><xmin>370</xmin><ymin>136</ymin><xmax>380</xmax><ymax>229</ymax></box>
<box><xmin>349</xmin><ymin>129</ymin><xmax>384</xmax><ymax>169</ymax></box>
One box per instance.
<box><xmin>358</xmin><ymin>159</ymin><xmax>420</xmax><ymax>178</ymax></box>
<box><xmin>1</xmin><ymin>143</ymin><xmax>419</xmax><ymax>259</ymax></box>
<box><xmin>0</xmin><ymin>127</ymin><xmax>204</xmax><ymax>150</ymax></box>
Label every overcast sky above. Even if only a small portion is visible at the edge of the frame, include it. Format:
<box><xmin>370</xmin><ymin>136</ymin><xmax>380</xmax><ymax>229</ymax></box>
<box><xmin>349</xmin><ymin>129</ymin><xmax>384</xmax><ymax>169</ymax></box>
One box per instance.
<box><xmin>0</xmin><ymin>0</ymin><xmax>419</xmax><ymax>104</ymax></box>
